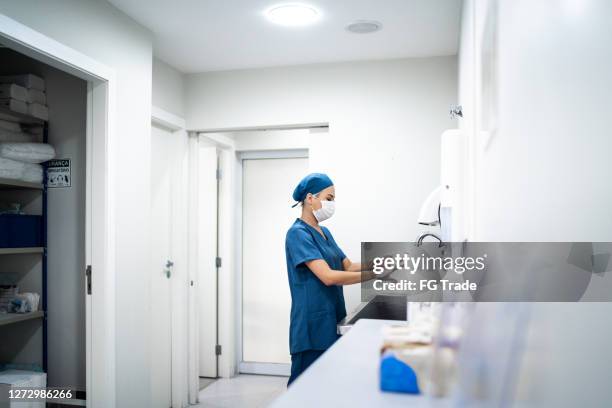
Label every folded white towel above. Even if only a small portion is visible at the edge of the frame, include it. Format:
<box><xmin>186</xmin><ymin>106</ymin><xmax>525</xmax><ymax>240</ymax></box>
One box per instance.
<box><xmin>0</xmin><ymin>128</ymin><xmax>35</xmax><ymax>143</ymax></box>
<box><xmin>0</xmin><ymin>157</ymin><xmax>25</xmax><ymax>179</ymax></box>
<box><xmin>0</xmin><ymin>158</ymin><xmax>42</xmax><ymax>183</ymax></box>
<box><xmin>0</xmin><ymin>142</ymin><xmax>55</xmax><ymax>163</ymax></box>
<box><xmin>27</xmin><ymin>103</ymin><xmax>48</xmax><ymax>121</ymax></box>
<box><xmin>0</xmin><ymin>84</ymin><xmax>28</xmax><ymax>102</ymax></box>
<box><xmin>0</xmin><ymin>74</ymin><xmax>46</xmax><ymax>91</ymax></box>
<box><xmin>21</xmin><ymin>162</ymin><xmax>44</xmax><ymax>183</ymax></box>
<box><xmin>27</xmin><ymin>88</ymin><xmax>46</xmax><ymax>105</ymax></box>
<box><xmin>0</xmin><ymin>119</ymin><xmax>22</xmax><ymax>132</ymax></box>
<box><xmin>0</xmin><ymin>98</ymin><xmax>27</xmax><ymax>115</ymax></box>
<box><xmin>0</xmin><ymin>127</ymin><xmax>35</xmax><ymax>143</ymax></box>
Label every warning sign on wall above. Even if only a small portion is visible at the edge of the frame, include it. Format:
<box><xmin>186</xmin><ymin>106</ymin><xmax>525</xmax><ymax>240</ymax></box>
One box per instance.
<box><xmin>47</xmin><ymin>159</ymin><xmax>71</xmax><ymax>188</ymax></box>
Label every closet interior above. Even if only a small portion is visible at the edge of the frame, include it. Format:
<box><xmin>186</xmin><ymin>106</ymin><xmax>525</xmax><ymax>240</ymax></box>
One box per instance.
<box><xmin>0</xmin><ymin>45</ymin><xmax>87</xmax><ymax>405</ymax></box>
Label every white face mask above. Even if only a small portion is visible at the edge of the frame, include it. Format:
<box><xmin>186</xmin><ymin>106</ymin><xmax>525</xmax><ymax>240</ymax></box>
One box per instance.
<box><xmin>313</xmin><ymin>199</ymin><xmax>335</xmax><ymax>223</ymax></box>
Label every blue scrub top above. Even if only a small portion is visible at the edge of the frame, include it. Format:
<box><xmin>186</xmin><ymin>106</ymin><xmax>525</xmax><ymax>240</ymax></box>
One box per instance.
<box><xmin>285</xmin><ymin>218</ymin><xmax>347</xmax><ymax>354</ymax></box>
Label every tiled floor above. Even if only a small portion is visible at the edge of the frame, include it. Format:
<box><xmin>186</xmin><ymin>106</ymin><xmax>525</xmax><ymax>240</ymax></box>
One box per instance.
<box><xmin>200</xmin><ymin>377</ymin><xmax>216</xmax><ymax>390</ymax></box>
<box><xmin>192</xmin><ymin>375</ymin><xmax>288</xmax><ymax>408</ymax></box>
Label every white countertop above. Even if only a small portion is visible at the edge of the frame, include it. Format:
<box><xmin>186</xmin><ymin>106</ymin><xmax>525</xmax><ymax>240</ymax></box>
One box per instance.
<box><xmin>269</xmin><ymin>319</ymin><xmax>451</xmax><ymax>408</ymax></box>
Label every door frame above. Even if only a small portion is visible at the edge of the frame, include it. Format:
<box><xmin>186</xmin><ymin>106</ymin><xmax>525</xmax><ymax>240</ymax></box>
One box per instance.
<box><xmin>151</xmin><ymin>107</ymin><xmax>190</xmax><ymax>408</ymax></box>
<box><xmin>190</xmin><ymin>133</ymin><xmax>236</xmax><ymax>386</ymax></box>
<box><xmin>237</xmin><ymin>149</ymin><xmax>308</xmax><ymax>377</ymax></box>
<box><xmin>189</xmin><ymin>132</ymin><xmax>245</xmax><ymax>389</ymax></box>
<box><xmin>0</xmin><ymin>13</ymin><xmax>116</xmax><ymax>407</ymax></box>
<box><xmin>186</xmin><ymin>127</ymin><xmax>316</xmax><ymax>388</ymax></box>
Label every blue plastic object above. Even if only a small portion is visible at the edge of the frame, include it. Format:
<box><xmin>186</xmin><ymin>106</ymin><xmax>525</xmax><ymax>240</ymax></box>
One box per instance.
<box><xmin>0</xmin><ymin>214</ymin><xmax>43</xmax><ymax>248</ymax></box>
<box><xmin>379</xmin><ymin>351</ymin><xmax>421</xmax><ymax>394</ymax></box>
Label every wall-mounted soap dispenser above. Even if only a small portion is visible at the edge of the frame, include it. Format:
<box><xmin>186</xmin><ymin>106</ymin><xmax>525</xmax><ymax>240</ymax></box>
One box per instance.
<box><xmin>418</xmin><ymin>186</ymin><xmax>442</xmax><ymax>227</ymax></box>
<box><xmin>417</xmin><ymin>185</ymin><xmax>444</xmax><ymax>247</ymax></box>
<box><xmin>417</xmin><ymin>129</ymin><xmax>465</xmax><ymax>244</ymax></box>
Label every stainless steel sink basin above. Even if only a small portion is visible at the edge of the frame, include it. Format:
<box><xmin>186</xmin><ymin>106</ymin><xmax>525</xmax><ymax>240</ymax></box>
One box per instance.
<box><xmin>337</xmin><ymin>295</ymin><xmax>406</xmax><ymax>335</ymax></box>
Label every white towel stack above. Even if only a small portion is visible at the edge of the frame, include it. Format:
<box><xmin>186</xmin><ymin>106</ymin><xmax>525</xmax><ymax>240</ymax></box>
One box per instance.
<box><xmin>0</xmin><ymin>143</ymin><xmax>55</xmax><ymax>164</ymax></box>
<box><xmin>0</xmin><ymin>74</ymin><xmax>48</xmax><ymax>121</ymax></box>
<box><xmin>0</xmin><ymin>120</ymin><xmax>36</xmax><ymax>143</ymax></box>
<box><xmin>0</xmin><ymin>75</ymin><xmax>54</xmax><ymax>184</ymax></box>
<box><xmin>0</xmin><ymin>152</ymin><xmax>55</xmax><ymax>184</ymax></box>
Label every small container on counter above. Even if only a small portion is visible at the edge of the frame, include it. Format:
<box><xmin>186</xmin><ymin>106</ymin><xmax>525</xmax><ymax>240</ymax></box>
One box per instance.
<box><xmin>379</xmin><ymin>303</ymin><xmax>465</xmax><ymax>397</ymax></box>
<box><xmin>379</xmin><ymin>324</ymin><xmax>433</xmax><ymax>394</ymax></box>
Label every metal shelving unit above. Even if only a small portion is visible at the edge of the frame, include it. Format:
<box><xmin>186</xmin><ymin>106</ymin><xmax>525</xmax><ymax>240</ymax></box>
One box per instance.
<box><xmin>0</xmin><ymin>178</ymin><xmax>44</xmax><ymax>190</ymax></box>
<box><xmin>0</xmin><ymin>311</ymin><xmax>45</xmax><ymax>327</ymax></box>
<box><xmin>0</xmin><ymin>247</ymin><xmax>44</xmax><ymax>255</ymax></box>
<box><xmin>0</xmin><ymin>112</ymin><xmax>48</xmax><ymax>372</ymax></box>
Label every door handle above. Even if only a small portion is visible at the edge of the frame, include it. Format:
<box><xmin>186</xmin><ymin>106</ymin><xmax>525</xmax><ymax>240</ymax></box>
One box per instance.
<box><xmin>85</xmin><ymin>265</ymin><xmax>92</xmax><ymax>294</ymax></box>
<box><xmin>165</xmin><ymin>260</ymin><xmax>174</xmax><ymax>279</ymax></box>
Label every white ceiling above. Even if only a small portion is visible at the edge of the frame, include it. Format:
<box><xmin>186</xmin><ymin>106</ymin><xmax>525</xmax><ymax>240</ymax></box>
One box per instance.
<box><xmin>108</xmin><ymin>0</ymin><xmax>463</xmax><ymax>73</ymax></box>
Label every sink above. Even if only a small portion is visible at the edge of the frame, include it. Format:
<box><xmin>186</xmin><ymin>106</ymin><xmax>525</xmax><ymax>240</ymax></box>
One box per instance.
<box><xmin>337</xmin><ymin>295</ymin><xmax>406</xmax><ymax>335</ymax></box>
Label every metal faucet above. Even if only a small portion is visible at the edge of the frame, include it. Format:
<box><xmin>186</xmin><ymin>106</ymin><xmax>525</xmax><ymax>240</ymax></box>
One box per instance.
<box><xmin>416</xmin><ymin>232</ymin><xmax>444</xmax><ymax>247</ymax></box>
<box><xmin>449</xmin><ymin>104</ymin><xmax>463</xmax><ymax>119</ymax></box>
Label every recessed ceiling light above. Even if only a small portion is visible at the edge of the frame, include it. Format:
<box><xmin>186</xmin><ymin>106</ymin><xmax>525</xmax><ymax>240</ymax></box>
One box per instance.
<box><xmin>265</xmin><ymin>4</ymin><xmax>320</xmax><ymax>26</ymax></box>
<box><xmin>346</xmin><ymin>20</ymin><xmax>383</xmax><ymax>34</ymax></box>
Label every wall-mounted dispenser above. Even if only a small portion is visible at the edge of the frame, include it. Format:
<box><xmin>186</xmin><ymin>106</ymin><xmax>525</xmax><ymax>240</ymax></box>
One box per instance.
<box><xmin>417</xmin><ymin>129</ymin><xmax>465</xmax><ymax>244</ymax></box>
<box><xmin>440</xmin><ymin>129</ymin><xmax>465</xmax><ymax>242</ymax></box>
<box><xmin>418</xmin><ymin>186</ymin><xmax>442</xmax><ymax>226</ymax></box>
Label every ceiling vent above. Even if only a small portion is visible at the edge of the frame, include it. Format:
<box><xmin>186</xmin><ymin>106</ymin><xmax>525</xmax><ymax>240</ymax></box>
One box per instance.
<box><xmin>346</xmin><ymin>20</ymin><xmax>382</xmax><ymax>34</ymax></box>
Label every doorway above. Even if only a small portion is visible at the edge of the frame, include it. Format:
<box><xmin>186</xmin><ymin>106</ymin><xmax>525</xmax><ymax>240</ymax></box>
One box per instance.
<box><xmin>194</xmin><ymin>134</ymin><xmax>236</xmax><ymax>387</ymax></box>
<box><xmin>189</xmin><ymin>127</ymin><xmax>317</xmax><ymax>386</ymax></box>
<box><xmin>239</xmin><ymin>152</ymin><xmax>308</xmax><ymax>376</ymax></box>
<box><xmin>197</xmin><ymin>144</ymin><xmax>219</xmax><ymax>379</ymax></box>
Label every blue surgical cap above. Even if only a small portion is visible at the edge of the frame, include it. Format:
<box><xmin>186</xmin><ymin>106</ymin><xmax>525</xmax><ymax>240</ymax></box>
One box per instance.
<box><xmin>292</xmin><ymin>173</ymin><xmax>333</xmax><ymax>206</ymax></box>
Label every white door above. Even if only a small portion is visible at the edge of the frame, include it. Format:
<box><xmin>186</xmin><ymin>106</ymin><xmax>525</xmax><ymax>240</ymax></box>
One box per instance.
<box><xmin>241</xmin><ymin>157</ymin><xmax>308</xmax><ymax>373</ymax></box>
<box><xmin>198</xmin><ymin>145</ymin><xmax>219</xmax><ymax>378</ymax></box>
<box><xmin>150</xmin><ymin>123</ymin><xmax>182</xmax><ymax>407</ymax></box>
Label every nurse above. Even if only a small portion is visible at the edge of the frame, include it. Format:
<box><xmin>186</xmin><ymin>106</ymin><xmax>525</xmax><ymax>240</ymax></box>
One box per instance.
<box><xmin>285</xmin><ymin>173</ymin><xmax>373</xmax><ymax>386</ymax></box>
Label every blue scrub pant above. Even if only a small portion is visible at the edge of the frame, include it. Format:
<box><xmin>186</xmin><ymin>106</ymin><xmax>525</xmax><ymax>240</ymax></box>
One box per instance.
<box><xmin>287</xmin><ymin>349</ymin><xmax>325</xmax><ymax>386</ymax></box>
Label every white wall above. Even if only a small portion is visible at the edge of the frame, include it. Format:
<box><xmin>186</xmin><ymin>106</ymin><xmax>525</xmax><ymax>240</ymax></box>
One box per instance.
<box><xmin>460</xmin><ymin>0</ymin><xmax>612</xmax><ymax>242</ymax></box>
<box><xmin>0</xmin><ymin>1</ymin><xmax>154</xmax><ymax>406</ymax></box>
<box><xmin>458</xmin><ymin>1</ymin><xmax>612</xmax><ymax>405</ymax></box>
<box><xmin>229</xmin><ymin>129</ymin><xmax>310</xmax><ymax>152</ymax></box>
<box><xmin>152</xmin><ymin>57</ymin><xmax>185</xmax><ymax>117</ymax></box>
<box><xmin>186</xmin><ymin>57</ymin><xmax>458</xmax><ymax>314</ymax></box>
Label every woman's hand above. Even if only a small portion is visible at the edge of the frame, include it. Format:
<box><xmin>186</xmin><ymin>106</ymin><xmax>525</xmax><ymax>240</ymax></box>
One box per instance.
<box><xmin>306</xmin><ymin>259</ymin><xmax>372</xmax><ymax>286</ymax></box>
